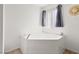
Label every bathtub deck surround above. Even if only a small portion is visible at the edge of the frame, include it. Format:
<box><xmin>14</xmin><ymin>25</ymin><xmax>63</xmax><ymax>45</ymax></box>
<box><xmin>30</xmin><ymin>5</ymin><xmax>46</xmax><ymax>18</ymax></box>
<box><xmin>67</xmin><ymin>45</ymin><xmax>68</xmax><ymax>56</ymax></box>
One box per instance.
<box><xmin>21</xmin><ymin>33</ymin><xmax>64</xmax><ymax>54</ymax></box>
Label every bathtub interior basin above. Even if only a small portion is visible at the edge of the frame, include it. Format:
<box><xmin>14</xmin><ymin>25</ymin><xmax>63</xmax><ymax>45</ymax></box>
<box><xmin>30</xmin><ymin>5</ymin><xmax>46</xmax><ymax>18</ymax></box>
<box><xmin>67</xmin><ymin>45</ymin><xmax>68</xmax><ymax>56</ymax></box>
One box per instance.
<box><xmin>25</xmin><ymin>33</ymin><xmax>63</xmax><ymax>40</ymax></box>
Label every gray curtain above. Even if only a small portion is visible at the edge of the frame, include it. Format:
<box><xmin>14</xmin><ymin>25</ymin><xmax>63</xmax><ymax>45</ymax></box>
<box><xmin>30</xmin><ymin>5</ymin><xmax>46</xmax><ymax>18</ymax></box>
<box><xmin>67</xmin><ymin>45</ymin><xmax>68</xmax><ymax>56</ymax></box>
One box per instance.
<box><xmin>56</xmin><ymin>4</ymin><xmax>64</xmax><ymax>27</ymax></box>
<box><xmin>41</xmin><ymin>10</ymin><xmax>46</xmax><ymax>27</ymax></box>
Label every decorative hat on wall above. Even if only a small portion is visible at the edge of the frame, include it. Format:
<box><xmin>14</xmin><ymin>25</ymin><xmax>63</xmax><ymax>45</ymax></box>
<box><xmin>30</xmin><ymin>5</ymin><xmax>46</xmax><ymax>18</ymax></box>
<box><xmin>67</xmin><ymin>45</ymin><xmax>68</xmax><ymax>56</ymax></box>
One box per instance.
<box><xmin>70</xmin><ymin>5</ymin><xmax>79</xmax><ymax>16</ymax></box>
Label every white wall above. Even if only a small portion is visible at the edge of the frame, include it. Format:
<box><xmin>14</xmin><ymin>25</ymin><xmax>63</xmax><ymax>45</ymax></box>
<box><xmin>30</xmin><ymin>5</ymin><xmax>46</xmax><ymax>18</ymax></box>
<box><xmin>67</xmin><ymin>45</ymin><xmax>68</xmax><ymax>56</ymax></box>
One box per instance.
<box><xmin>63</xmin><ymin>4</ymin><xmax>79</xmax><ymax>53</ymax></box>
<box><xmin>4</xmin><ymin>4</ymin><xmax>42</xmax><ymax>52</ymax></box>
<box><xmin>0</xmin><ymin>4</ymin><xmax>3</xmax><ymax>53</ymax></box>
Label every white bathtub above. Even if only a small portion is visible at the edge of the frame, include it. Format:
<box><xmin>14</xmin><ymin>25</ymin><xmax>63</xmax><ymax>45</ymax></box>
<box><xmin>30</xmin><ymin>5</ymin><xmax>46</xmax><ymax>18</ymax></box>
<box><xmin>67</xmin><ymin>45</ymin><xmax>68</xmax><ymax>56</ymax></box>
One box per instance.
<box><xmin>21</xmin><ymin>34</ymin><xmax>64</xmax><ymax>54</ymax></box>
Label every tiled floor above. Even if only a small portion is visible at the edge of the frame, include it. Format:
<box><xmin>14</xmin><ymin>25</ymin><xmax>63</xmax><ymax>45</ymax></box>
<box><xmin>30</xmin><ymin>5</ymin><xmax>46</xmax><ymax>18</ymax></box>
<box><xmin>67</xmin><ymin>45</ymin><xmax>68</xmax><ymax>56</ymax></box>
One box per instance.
<box><xmin>63</xmin><ymin>49</ymin><xmax>77</xmax><ymax>54</ymax></box>
<box><xmin>5</xmin><ymin>48</ymin><xmax>22</xmax><ymax>54</ymax></box>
